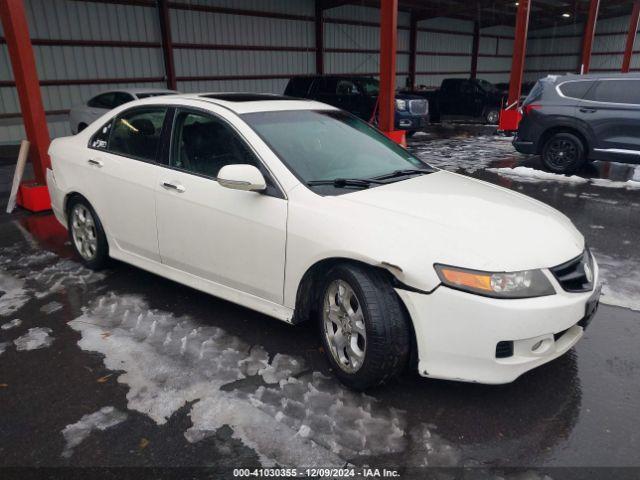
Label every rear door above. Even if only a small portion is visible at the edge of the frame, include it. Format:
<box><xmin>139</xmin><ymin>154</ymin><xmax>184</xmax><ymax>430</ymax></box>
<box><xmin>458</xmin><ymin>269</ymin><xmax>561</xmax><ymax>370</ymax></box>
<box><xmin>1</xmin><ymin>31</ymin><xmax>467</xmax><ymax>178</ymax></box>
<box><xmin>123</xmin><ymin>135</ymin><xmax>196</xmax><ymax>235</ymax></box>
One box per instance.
<box><xmin>579</xmin><ymin>78</ymin><xmax>640</xmax><ymax>156</ymax></box>
<box><xmin>86</xmin><ymin>106</ymin><xmax>167</xmax><ymax>261</ymax></box>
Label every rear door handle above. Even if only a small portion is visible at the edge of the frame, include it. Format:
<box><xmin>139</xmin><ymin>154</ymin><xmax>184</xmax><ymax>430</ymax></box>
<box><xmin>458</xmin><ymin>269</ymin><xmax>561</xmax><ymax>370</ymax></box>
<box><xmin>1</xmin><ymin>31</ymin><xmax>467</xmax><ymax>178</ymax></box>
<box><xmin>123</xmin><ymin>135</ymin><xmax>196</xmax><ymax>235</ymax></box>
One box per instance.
<box><xmin>87</xmin><ymin>159</ymin><xmax>103</xmax><ymax>167</ymax></box>
<box><xmin>161</xmin><ymin>181</ymin><xmax>185</xmax><ymax>193</ymax></box>
<box><xmin>579</xmin><ymin>107</ymin><xmax>597</xmax><ymax>113</ymax></box>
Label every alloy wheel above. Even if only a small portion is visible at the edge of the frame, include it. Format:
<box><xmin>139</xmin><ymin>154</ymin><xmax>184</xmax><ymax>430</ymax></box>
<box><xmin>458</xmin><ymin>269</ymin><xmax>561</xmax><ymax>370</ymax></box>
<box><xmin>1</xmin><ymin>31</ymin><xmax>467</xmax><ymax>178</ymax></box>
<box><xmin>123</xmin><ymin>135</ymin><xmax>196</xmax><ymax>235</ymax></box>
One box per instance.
<box><xmin>323</xmin><ymin>279</ymin><xmax>367</xmax><ymax>373</ymax></box>
<box><xmin>547</xmin><ymin>139</ymin><xmax>577</xmax><ymax>169</ymax></box>
<box><xmin>71</xmin><ymin>204</ymin><xmax>98</xmax><ymax>261</ymax></box>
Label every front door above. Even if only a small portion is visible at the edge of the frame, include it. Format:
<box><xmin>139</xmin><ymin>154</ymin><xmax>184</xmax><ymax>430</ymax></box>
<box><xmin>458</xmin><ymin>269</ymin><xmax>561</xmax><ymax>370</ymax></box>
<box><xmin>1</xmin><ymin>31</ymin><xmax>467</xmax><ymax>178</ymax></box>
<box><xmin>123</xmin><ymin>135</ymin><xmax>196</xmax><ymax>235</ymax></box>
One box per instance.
<box><xmin>155</xmin><ymin>108</ymin><xmax>288</xmax><ymax>304</ymax></box>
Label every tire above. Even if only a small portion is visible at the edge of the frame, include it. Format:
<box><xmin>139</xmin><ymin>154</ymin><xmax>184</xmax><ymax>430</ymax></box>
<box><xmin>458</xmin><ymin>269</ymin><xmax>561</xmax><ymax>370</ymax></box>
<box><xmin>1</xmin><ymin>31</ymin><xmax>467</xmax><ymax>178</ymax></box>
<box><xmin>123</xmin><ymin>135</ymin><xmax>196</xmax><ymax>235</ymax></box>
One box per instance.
<box><xmin>541</xmin><ymin>132</ymin><xmax>586</xmax><ymax>174</ymax></box>
<box><xmin>67</xmin><ymin>196</ymin><xmax>110</xmax><ymax>270</ymax></box>
<box><xmin>484</xmin><ymin>109</ymin><xmax>499</xmax><ymax>125</ymax></box>
<box><xmin>77</xmin><ymin>123</ymin><xmax>88</xmax><ymax>133</ymax></box>
<box><xmin>318</xmin><ymin>263</ymin><xmax>410</xmax><ymax>390</ymax></box>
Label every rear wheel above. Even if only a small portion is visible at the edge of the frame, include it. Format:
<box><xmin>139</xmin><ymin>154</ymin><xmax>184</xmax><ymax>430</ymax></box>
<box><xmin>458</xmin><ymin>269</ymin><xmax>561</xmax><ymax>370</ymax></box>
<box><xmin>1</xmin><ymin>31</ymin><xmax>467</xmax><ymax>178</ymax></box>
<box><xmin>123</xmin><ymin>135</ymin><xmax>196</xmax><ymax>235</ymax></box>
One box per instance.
<box><xmin>319</xmin><ymin>263</ymin><xmax>410</xmax><ymax>390</ymax></box>
<box><xmin>541</xmin><ymin>132</ymin><xmax>586</xmax><ymax>174</ymax></box>
<box><xmin>67</xmin><ymin>197</ymin><xmax>109</xmax><ymax>270</ymax></box>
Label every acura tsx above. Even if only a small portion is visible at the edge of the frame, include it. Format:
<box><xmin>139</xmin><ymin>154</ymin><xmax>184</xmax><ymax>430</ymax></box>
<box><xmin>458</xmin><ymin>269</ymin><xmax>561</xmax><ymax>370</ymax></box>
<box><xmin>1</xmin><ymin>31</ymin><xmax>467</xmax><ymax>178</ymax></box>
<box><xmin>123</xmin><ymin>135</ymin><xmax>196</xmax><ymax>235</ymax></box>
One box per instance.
<box><xmin>46</xmin><ymin>93</ymin><xmax>600</xmax><ymax>389</ymax></box>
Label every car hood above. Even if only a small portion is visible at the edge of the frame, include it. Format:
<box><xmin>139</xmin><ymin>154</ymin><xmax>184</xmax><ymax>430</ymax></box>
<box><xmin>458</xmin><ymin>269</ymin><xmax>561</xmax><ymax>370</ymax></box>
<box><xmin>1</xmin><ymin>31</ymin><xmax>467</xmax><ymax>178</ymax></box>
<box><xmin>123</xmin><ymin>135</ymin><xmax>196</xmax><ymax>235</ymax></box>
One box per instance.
<box><xmin>336</xmin><ymin>170</ymin><xmax>584</xmax><ymax>273</ymax></box>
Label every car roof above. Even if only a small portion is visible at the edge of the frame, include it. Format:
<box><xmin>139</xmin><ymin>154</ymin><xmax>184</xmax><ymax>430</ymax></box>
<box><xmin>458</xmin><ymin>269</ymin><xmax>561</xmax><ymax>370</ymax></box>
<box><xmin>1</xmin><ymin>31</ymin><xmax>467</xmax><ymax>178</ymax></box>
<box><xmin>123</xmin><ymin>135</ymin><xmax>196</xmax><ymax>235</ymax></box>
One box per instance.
<box><xmin>546</xmin><ymin>72</ymin><xmax>640</xmax><ymax>82</ymax></box>
<box><xmin>96</xmin><ymin>88</ymin><xmax>178</xmax><ymax>96</ymax></box>
<box><xmin>130</xmin><ymin>92</ymin><xmax>338</xmax><ymax>114</ymax></box>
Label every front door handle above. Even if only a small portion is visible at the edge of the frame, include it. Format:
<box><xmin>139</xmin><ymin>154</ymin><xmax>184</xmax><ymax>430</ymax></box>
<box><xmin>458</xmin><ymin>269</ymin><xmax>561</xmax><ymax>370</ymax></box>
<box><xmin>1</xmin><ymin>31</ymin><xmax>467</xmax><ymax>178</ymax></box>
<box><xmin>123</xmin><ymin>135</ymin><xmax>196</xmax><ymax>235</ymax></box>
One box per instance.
<box><xmin>161</xmin><ymin>181</ymin><xmax>185</xmax><ymax>193</ymax></box>
<box><xmin>579</xmin><ymin>107</ymin><xmax>597</xmax><ymax>113</ymax></box>
<box><xmin>87</xmin><ymin>159</ymin><xmax>103</xmax><ymax>167</ymax></box>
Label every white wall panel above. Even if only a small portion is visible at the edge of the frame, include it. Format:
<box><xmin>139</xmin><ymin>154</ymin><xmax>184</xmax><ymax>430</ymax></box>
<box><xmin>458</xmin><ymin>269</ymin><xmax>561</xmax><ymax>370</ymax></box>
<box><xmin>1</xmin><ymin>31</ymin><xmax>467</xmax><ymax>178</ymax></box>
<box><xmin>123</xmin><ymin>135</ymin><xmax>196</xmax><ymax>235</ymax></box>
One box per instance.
<box><xmin>179</xmin><ymin>0</ymin><xmax>314</xmax><ymax>16</ymax></box>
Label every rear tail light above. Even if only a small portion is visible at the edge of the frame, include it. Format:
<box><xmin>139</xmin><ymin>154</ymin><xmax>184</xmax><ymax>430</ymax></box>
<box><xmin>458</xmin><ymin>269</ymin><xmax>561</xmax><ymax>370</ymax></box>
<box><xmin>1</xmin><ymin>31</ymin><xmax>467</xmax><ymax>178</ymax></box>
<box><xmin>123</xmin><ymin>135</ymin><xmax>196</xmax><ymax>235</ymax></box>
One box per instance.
<box><xmin>523</xmin><ymin>104</ymin><xmax>541</xmax><ymax>115</ymax></box>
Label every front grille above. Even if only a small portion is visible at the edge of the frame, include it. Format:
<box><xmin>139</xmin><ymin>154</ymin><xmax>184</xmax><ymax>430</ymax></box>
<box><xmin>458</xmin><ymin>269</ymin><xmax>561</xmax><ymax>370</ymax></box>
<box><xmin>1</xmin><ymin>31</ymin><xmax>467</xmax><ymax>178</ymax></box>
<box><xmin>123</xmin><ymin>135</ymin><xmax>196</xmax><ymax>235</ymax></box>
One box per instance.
<box><xmin>495</xmin><ymin>341</ymin><xmax>514</xmax><ymax>358</ymax></box>
<box><xmin>409</xmin><ymin>99</ymin><xmax>428</xmax><ymax>115</ymax></box>
<box><xmin>549</xmin><ymin>249</ymin><xmax>594</xmax><ymax>292</ymax></box>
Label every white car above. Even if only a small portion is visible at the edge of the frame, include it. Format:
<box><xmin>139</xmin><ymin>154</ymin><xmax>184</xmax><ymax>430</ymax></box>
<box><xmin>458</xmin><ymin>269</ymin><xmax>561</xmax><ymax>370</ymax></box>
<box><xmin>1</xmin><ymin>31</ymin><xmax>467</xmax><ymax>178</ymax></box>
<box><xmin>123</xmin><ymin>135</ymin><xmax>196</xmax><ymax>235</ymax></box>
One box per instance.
<box><xmin>69</xmin><ymin>88</ymin><xmax>178</xmax><ymax>134</ymax></box>
<box><xmin>47</xmin><ymin>93</ymin><xmax>600</xmax><ymax>389</ymax></box>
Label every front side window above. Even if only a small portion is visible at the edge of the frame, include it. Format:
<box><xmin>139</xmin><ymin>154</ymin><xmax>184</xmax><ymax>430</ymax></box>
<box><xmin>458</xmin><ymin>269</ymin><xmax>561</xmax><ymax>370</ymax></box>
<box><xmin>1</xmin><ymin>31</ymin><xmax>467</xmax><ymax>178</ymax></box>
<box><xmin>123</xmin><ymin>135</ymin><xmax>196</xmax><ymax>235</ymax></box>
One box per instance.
<box><xmin>336</xmin><ymin>80</ymin><xmax>360</xmax><ymax>96</ymax></box>
<box><xmin>112</xmin><ymin>92</ymin><xmax>135</xmax><ymax>107</ymax></box>
<box><xmin>584</xmin><ymin>80</ymin><xmax>640</xmax><ymax>105</ymax></box>
<box><xmin>108</xmin><ymin>107</ymin><xmax>167</xmax><ymax>161</ymax></box>
<box><xmin>171</xmin><ymin>110</ymin><xmax>260</xmax><ymax>178</ymax></box>
<box><xmin>242</xmin><ymin>110</ymin><xmax>431</xmax><ymax>189</ymax></box>
<box><xmin>356</xmin><ymin>78</ymin><xmax>380</xmax><ymax>95</ymax></box>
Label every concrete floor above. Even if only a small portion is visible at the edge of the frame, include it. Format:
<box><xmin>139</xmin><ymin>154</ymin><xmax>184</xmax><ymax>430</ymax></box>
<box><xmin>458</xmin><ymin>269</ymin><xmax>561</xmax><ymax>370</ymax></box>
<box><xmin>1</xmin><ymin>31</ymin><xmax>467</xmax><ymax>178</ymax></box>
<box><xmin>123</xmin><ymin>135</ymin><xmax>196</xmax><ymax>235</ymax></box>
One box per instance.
<box><xmin>1</xmin><ymin>125</ymin><xmax>639</xmax><ymax>478</ymax></box>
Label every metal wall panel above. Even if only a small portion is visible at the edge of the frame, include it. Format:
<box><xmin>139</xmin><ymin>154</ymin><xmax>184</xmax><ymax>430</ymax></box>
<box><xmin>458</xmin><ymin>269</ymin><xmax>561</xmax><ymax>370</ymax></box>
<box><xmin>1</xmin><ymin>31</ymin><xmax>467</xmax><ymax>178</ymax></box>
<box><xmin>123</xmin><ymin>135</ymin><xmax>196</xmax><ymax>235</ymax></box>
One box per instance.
<box><xmin>176</xmin><ymin>0</ymin><xmax>314</xmax><ymax>16</ymax></box>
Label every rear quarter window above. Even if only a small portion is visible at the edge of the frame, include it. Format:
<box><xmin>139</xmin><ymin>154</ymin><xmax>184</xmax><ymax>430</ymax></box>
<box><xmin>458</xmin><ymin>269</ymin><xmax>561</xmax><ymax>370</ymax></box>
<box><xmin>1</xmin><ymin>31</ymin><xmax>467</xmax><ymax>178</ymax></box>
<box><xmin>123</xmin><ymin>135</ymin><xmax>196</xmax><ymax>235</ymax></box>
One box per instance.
<box><xmin>558</xmin><ymin>81</ymin><xmax>595</xmax><ymax>100</ymax></box>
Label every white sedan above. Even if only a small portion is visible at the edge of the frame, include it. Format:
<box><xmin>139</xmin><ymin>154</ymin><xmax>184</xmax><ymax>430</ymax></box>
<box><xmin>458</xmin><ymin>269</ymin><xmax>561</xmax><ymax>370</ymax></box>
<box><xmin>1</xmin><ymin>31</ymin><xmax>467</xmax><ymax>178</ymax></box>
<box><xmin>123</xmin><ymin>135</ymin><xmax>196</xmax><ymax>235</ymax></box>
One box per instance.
<box><xmin>69</xmin><ymin>88</ymin><xmax>177</xmax><ymax>134</ymax></box>
<box><xmin>47</xmin><ymin>93</ymin><xmax>600</xmax><ymax>389</ymax></box>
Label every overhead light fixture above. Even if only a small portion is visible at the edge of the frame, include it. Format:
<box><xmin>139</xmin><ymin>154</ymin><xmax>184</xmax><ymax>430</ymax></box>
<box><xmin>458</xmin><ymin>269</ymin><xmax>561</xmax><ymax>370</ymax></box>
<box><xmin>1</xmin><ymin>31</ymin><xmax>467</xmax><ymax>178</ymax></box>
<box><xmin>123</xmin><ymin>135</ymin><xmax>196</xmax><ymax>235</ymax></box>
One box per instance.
<box><xmin>515</xmin><ymin>1</ymin><xmax>519</xmax><ymax>5</ymax></box>
<box><xmin>562</xmin><ymin>13</ymin><xmax>571</xmax><ymax>18</ymax></box>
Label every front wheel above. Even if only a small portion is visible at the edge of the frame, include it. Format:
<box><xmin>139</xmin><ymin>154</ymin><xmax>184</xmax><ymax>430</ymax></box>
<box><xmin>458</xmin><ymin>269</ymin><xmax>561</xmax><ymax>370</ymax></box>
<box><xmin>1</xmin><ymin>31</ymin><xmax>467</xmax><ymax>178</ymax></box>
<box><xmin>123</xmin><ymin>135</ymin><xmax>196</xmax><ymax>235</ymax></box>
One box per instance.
<box><xmin>319</xmin><ymin>263</ymin><xmax>410</xmax><ymax>390</ymax></box>
<box><xmin>541</xmin><ymin>132</ymin><xmax>586</xmax><ymax>174</ymax></box>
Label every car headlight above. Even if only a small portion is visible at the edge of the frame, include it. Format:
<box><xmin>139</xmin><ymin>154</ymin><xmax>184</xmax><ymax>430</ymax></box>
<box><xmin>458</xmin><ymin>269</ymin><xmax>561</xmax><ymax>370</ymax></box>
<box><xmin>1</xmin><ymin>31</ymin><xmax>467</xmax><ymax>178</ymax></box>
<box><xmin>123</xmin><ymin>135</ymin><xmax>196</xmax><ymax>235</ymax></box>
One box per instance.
<box><xmin>434</xmin><ymin>264</ymin><xmax>555</xmax><ymax>298</ymax></box>
<box><xmin>395</xmin><ymin>99</ymin><xmax>407</xmax><ymax>111</ymax></box>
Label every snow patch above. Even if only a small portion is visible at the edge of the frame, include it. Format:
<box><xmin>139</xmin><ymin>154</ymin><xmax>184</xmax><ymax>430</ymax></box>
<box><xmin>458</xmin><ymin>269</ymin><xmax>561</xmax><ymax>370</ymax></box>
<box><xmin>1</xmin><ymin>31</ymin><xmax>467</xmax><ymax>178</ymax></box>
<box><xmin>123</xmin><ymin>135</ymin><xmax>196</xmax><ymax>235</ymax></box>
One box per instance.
<box><xmin>1</xmin><ymin>318</ymin><xmax>22</xmax><ymax>330</ymax></box>
<box><xmin>0</xmin><ymin>341</ymin><xmax>9</xmax><ymax>355</ymax></box>
<box><xmin>69</xmin><ymin>293</ymin><xmax>459</xmax><ymax>467</ymax></box>
<box><xmin>487</xmin><ymin>167</ymin><xmax>588</xmax><ymax>184</ymax></box>
<box><xmin>594</xmin><ymin>251</ymin><xmax>640</xmax><ymax>312</ymax></box>
<box><xmin>590</xmin><ymin>178</ymin><xmax>640</xmax><ymax>190</ymax></box>
<box><xmin>40</xmin><ymin>301</ymin><xmax>63</xmax><ymax>314</ymax></box>
<box><xmin>0</xmin><ymin>272</ymin><xmax>30</xmax><ymax>316</ymax></box>
<box><xmin>14</xmin><ymin>327</ymin><xmax>54</xmax><ymax>351</ymax></box>
<box><xmin>61</xmin><ymin>406</ymin><xmax>127</xmax><ymax>458</ymax></box>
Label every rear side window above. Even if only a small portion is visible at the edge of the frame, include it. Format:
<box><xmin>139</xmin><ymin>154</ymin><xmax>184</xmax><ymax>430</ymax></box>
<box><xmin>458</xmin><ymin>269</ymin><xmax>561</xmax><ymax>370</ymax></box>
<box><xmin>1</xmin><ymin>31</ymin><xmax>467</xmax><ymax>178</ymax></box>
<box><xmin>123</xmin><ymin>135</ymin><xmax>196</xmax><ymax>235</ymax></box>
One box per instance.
<box><xmin>88</xmin><ymin>93</ymin><xmax>116</xmax><ymax>109</ymax></box>
<box><xmin>113</xmin><ymin>92</ymin><xmax>135</xmax><ymax>107</ymax></box>
<box><xmin>584</xmin><ymin>80</ymin><xmax>640</xmax><ymax>105</ymax></box>
<box><xmin>285</xmin><ymin>78</ymin><xmax>314</xmax><ymax>96</ymax></box>
<box><xmin>108</xmin><ymin>107</ymin><xmax>167</xmax><ymax>161</ymax></box>
<box><xmin>558</xmin><ymin>81</ymin><xmax>594</xmax><ymax>100</ymax></box>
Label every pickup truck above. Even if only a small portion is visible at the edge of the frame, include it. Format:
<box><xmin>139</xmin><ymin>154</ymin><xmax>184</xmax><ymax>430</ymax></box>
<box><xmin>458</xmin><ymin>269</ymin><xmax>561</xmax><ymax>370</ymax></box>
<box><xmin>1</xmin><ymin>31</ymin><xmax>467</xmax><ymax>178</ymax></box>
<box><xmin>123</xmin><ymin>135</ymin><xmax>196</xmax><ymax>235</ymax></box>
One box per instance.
<box><xmin>407</xmin><ymin>78</ymin><xmax>505</xmax><ymax>125</ymax></box>
<box><xmin>285</xmin><ymin>75</ymin><xmax>429</xmax><ymax>136</ymax></box>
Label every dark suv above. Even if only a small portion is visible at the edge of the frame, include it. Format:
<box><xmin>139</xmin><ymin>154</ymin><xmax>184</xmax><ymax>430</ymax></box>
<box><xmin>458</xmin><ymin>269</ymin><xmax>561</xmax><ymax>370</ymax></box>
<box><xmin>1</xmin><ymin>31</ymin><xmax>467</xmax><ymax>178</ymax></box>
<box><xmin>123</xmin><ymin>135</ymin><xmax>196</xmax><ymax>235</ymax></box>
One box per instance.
<box><xmin>514</xmin><ymin>73</ymin><xmax>640</xmax><ymax>173</ymax></box>
<box><xmin>284</xmin><ymin>75</ymin><xmax>429</xmax><ymax>136</ymax></box>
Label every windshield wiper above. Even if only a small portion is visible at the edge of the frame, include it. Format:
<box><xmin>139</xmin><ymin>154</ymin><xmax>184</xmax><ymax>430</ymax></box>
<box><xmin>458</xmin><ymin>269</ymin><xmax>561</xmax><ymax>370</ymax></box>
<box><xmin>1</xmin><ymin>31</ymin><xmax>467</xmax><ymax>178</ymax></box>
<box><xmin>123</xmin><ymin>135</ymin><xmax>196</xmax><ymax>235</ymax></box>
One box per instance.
<box><xmin>307</xmin><ymin>178</ymin><xmax>385</xmax><ymax>188</ymax></box>
<box><xmin>372</xmin><ymin>168</ymin><xmax>433</xmax><ymax>181</ymax></box>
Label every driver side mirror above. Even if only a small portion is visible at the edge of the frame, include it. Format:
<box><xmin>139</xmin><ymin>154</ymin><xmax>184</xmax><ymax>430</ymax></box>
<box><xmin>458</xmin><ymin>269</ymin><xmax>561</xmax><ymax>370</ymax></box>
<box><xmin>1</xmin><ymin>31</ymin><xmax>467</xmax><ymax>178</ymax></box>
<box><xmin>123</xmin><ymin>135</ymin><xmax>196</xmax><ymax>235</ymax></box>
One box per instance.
<box><xmin>217</xmin><ymin>164</ymin><xmax>266</xmax><ymax>192</ymax></box>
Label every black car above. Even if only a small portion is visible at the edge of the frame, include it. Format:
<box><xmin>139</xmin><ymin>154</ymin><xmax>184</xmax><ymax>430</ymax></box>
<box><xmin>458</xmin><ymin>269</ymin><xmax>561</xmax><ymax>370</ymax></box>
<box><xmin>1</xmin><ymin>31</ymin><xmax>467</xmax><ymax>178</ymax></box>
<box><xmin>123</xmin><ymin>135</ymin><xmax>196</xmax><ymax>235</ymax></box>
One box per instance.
<box><xmin>514</xmin><ymin>73</ymin><xmax>640</xmax><ymax>174</ymax></box>
<box><xmin>408</xmin><ymin>78</ymin><xmax>504</xmax><ymax>124</ymax></box>
<box><xmin>284</xmin><ymin>75</ymin><xmax>429</xmax><ymax>136</ymax></box>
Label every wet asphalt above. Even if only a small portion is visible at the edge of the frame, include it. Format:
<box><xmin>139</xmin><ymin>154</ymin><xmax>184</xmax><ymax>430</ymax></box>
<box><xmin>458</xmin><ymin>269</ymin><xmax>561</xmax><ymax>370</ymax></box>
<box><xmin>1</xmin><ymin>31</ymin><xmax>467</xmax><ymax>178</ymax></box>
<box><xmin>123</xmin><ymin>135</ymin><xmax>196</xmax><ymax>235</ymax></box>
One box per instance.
<box><xmin>0</xmin><ymin>124</ymin><xmax>639</xmax><ymax>478</ymax></box>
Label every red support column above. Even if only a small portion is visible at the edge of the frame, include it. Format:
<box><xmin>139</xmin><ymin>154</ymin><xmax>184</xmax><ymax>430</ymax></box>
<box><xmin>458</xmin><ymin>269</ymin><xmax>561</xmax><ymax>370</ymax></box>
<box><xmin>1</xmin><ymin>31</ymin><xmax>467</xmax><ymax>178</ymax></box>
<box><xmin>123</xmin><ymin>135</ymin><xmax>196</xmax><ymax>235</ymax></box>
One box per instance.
<box><xmin>408</xmin><ymin>14</ymin><xmax>417</xmax><ymax>90</ymax></box>
<box><xmin>507</xmin><ymin>0</ymin><xmax>530</xmax><ymax>108</ymax></box>
<box><xmin>580</xmin><ymin>0</ymin><xmax>600</xmax><ymax>74</ymax></box>
<box><xmin>470</xmin><ymin>21</ymin><xmax>480</xmax><ymax>80</ymax></box>
<box><xmin>622</xmin><ymin>1</ymin><xmax>640</xmax><ymax>73</ymax></box>
<box><xmin>315</xmin><ymin>0</ymin><xmax>324</xmax><ymax>75</ymax></box>
<box><xmin>379</xmin><ymin>0</ymin><xmax>397</xmax><ymax>134</ymax></box>
<box><xmin>158</xmin><ymin>0</ymin><xmax>177</xmax><ymax>90</ymax></box>
<box><xmin>0</xmin><ymin>0</ymin><xmax>50</xmax><ymax>185</ymax></box>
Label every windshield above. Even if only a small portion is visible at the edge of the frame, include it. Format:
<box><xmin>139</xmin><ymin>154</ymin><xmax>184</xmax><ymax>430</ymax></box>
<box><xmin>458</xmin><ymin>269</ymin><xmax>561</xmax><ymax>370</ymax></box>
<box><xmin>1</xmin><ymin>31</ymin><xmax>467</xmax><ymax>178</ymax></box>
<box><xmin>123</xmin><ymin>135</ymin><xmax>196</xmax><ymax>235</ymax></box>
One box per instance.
<box><xmin>356</xmin><ymin>78</ymin><xmax>380</xmax><ymax>95</ymax></box>
<box><xmin>242</xmin><ymin>110</ymin><xmax>432</xmax><ymax>190</ymax></box>
<box><xmin>477</xmin><ymin>79</ymin><xmax>497</xmax><ymax>93</ymax></box>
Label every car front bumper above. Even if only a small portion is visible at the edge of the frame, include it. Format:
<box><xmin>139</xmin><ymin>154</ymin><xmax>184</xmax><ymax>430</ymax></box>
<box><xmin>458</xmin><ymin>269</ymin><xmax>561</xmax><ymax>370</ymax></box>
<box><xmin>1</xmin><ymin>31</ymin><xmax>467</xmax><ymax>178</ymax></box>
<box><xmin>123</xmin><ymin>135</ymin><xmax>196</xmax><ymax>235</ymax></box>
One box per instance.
<box><xmin>513</xmin><ymin>139</ymin><xmax>537</xmax><ymax>154</ymax></box>
<box><xmin>46</xmin><ymin>168</ymin><xmax>67</xmax><ymax>228</ymax></box>
<box><xmin>396</xmin><ymin>264</ymin><xmax>599</xmax><ymax>384</ymax></box>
